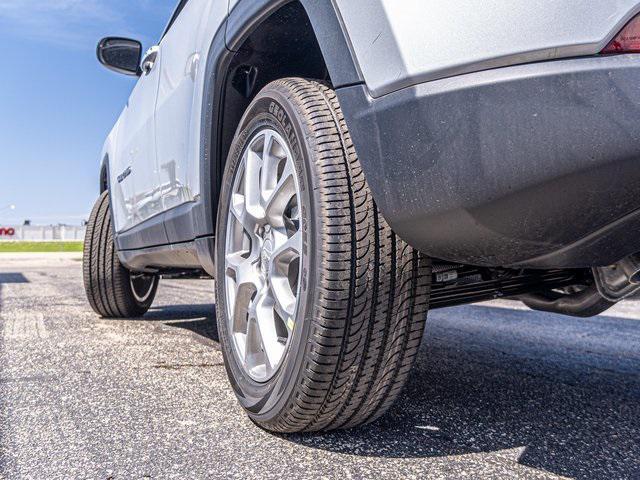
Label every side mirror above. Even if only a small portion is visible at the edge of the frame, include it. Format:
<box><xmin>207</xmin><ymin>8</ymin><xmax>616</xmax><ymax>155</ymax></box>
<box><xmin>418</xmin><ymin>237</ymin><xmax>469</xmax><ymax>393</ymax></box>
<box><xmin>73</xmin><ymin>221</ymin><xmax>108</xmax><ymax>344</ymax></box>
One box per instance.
<box><xmin>97</xmin><ymin>37</ymin><xmax>143</xmax><ymax>76</ymax></box>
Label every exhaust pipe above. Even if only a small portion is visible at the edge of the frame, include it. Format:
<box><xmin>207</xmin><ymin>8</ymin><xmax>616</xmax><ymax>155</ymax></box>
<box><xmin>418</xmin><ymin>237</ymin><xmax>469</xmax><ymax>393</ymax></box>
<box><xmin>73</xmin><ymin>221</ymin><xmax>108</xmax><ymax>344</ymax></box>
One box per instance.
<box><xmin>593</xmin><ymin>253</ymin><xmax>640</xmax><ymax>302</ymax></box>
<box><xmin>618</xmin><ymin>254</ymin><xmax>640</xmax><ymax>285</ymax></box>
<box><xmin>522</xmin><ymin>253</ymin><xmax>640</xmax><ymax>317</ymax></box>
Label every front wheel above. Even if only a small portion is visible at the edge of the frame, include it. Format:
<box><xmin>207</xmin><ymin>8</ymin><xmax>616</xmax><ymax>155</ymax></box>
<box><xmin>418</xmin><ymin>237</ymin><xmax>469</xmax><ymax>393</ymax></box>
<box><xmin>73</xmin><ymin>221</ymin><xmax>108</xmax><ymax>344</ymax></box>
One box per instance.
<box><xmin>215</xmin><ymin>79</ymin><xmax>431</xmax><ymax>433</ymax></box>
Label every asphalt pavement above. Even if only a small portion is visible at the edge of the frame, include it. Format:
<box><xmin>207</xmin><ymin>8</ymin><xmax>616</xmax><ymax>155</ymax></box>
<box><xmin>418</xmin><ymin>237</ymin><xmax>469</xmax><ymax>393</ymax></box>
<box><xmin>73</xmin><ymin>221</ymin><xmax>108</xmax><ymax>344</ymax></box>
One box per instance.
<box><xmin>1</xmin><ymin>253</ymin><xmax>639</xmax><ymax>479</ymax></box>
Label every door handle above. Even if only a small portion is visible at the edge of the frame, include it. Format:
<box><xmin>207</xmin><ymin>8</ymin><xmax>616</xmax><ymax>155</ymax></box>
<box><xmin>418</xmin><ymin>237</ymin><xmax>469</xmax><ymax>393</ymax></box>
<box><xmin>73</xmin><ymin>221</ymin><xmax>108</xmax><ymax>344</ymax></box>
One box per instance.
<box><xmin>141</xmin><ymin>46</ymin><xmax>160</xmax><ymax>75</ymax></box>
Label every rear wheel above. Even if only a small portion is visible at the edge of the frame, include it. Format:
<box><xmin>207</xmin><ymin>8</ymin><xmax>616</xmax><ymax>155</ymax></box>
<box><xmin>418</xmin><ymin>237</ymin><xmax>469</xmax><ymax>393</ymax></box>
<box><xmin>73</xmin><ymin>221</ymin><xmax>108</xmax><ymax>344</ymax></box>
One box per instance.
<box><xmin>83</xmin><ymin>191</ymin><xmax>158</xmax><ymax>318</ymax></box>
<box><xmin>215</xmin><ymin>78</ymin><xmax>431</xmax><ymax>433</ymax></box>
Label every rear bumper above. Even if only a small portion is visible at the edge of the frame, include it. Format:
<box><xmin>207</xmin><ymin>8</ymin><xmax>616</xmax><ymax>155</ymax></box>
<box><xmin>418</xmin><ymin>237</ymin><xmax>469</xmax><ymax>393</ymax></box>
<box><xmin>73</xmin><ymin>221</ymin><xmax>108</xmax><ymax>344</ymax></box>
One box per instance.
<box><xmin>337</xmin><ymin>55</ymin><xmax>640</xmax><ymax>268</ymax></box>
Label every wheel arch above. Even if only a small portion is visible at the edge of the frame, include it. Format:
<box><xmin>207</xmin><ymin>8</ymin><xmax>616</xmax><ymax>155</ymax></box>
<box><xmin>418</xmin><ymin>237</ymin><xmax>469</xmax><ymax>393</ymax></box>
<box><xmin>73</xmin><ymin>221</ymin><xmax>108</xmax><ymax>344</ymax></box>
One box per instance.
<box><xmin>197</xmin><ymin>0</ymin><xmax>363</xmax><ymax>238</ymax></box>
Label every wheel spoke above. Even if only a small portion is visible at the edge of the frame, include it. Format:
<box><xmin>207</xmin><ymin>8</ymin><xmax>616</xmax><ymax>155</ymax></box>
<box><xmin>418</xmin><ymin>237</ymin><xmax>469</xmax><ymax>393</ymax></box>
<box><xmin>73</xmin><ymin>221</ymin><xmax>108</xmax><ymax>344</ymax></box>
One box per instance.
<box><xmin>226</xmin><ymin>252</ymin><xmax>260</xmax><ymax>290</ymax></box>
<box><xmin>254</xmin><ymin>288</ymin><xmax>286</xmax><ymax>370</ymax></box>
<box><xmin>269</xmin><ymin>230</ymin><xmax>301</xmax><ymax>333</ymax></box>
<box><xmin>244</xmin><ymin>148</ymin><xmax>265</xmax><ymax>220</ymax></box>
<box><xmin>226</xmin><ymin>252</ymin><xmax>262</xmax><ymax>336</ymax></box>
<box><xmin>260</xmin><ymin>131</ymin><xmax>275</xmax><ymax>203</ymax></box>
<box><xmin>244</xmin><ymin>316</ymin><xmax>268</xmax><ymax>374</ymax></box>
<box><xmin>264</xmin><ymin>161</ymin><xmax>296</xmax><ymax>226</ymax></box>
<box><xmin>271</xmin><ymin>282</ymin><xmax>296</xmax><ymax>331</ymax></box>
<box><xmin>262</xmin><ymin>130</ymin><xmax>275</xmax><ymax>160</ymax></box>
<box><xmin>271</xmin><ymin>229</ymin><xmax>302</xmax><ymax>264</ymax></box>
<box><xmin>230</xmin><ymin>199</ymin><xmax>259</xmax><ymax>238</ymax></box>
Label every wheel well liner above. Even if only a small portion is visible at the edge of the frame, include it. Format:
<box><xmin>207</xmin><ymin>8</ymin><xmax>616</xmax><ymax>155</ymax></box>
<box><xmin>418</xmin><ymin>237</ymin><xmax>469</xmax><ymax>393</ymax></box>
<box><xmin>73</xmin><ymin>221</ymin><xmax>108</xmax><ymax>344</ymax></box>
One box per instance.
<box><xmin>100</xmin><ymin>159</ymin><xmax>109</xmax><ymax>193</ymax></box>
<box><xmin>197</xmin><ymin>0</ymin><xmax>362</xmax><ymax>239</ymax></box>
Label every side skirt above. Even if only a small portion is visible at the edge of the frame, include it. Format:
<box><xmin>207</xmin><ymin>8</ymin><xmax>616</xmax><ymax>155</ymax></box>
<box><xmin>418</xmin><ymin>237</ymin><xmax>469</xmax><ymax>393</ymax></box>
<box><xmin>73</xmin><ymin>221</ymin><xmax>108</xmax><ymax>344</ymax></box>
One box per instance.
<box><xmin>115</xmin><ymin>202</ymin><xmax>216</xmax><ymax>277</ymax></box>
<box><xmin>118</xmin><ymin>237</ymin><xmax>215</xmax><ymax>277</ymax></box>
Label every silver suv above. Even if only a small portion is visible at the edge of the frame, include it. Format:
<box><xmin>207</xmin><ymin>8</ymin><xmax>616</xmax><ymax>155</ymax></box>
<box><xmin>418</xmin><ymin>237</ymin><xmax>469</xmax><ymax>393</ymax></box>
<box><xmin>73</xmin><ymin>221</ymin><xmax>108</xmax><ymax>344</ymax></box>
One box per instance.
<box><xmin>84</xmin><ymin>0</ymin><xmax>640</xmax><ymax>432</ymax></box>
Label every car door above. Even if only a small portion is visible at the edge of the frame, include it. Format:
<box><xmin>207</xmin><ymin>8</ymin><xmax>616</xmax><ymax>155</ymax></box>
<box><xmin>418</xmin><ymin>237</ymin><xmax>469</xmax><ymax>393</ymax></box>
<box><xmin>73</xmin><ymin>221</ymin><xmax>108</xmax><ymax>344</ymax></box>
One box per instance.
<box><xmin>154</xmin><ymin>0</ymin><xmax>228</xmax><ymax>216</ymax></box>
<box><xmin>111</xmin><ymin>45</ymin><xmax>163</xmax><ymax>232</ymax></box>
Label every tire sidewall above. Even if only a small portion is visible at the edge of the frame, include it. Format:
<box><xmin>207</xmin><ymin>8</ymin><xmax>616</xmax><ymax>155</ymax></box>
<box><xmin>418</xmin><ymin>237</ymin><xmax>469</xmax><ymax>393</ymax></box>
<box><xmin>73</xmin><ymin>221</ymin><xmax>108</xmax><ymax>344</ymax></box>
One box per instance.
<box><xmin>215</xmin><ymin>86</ymin><xmax>320</xmax><ymax>423</ymax></box>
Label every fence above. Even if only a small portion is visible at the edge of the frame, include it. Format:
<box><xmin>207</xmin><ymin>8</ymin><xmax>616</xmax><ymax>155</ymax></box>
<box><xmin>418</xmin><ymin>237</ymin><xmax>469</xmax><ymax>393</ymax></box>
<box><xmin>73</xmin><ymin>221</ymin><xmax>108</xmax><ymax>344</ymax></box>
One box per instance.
<box><xmin>0</xmin><ymin>225</ymin><xmax>86</xmax><ymax>242</ymax></box>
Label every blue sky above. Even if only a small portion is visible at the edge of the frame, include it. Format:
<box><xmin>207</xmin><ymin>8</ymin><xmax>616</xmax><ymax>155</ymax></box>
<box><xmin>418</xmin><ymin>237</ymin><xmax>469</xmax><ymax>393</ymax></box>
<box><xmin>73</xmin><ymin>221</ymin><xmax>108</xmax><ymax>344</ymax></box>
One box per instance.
<box><xmin>0</xmin><ymin>0</ymin><xmax>176</xmax><ymax>225</ymax></box>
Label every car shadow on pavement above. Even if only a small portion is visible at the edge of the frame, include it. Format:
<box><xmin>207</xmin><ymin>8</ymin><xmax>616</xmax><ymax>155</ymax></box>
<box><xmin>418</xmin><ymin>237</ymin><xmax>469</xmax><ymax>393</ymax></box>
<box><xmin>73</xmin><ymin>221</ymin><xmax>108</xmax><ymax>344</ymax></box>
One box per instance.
<box><xmin>285</xmin><ymin>305</ymin><xmax>640</xmax><ymax>479</ymax></box>
<box><xmin>143</xmin><ymin>304</ymin><xmax>219</xmax><ymax>343</ymax></box>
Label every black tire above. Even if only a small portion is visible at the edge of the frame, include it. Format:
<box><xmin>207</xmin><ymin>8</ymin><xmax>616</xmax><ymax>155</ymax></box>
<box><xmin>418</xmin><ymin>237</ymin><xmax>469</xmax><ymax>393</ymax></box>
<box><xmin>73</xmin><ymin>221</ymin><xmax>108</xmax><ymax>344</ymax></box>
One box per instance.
<box><xmin>215</xmin><ymin>78</ymin><xmax>431</xmax><ymax>433</ymax></box>
<box><xmin>83</xmin><ymin>191</ymin><xmax>158</xmax><ymax>318</ymax></box>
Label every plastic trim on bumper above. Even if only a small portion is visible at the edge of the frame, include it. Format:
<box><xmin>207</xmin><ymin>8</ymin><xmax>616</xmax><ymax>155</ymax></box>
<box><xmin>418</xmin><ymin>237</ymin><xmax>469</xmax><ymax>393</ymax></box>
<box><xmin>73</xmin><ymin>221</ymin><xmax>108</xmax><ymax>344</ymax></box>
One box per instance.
<box><xmin>337</xmin><ymin>55</ymin><xmax>640</xmax><ymax>268</ymax></box>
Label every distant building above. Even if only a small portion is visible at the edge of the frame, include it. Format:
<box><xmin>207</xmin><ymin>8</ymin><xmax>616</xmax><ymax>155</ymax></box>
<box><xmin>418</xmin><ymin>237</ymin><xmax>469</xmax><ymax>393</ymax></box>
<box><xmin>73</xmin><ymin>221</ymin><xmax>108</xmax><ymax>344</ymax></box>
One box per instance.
<box><xmin>0</xmin><ymin>224</ymin><xmax>86</xmax><ymax>241</ymax></box>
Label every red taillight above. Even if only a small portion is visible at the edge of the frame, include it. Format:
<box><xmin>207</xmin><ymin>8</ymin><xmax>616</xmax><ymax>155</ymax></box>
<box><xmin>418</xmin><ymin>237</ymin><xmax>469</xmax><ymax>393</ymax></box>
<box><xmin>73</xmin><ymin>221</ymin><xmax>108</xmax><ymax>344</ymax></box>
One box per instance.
<box><xmin>602</xmin><ymin>15</ymin><xmax>640</xmax><ymax>54</ymax></box>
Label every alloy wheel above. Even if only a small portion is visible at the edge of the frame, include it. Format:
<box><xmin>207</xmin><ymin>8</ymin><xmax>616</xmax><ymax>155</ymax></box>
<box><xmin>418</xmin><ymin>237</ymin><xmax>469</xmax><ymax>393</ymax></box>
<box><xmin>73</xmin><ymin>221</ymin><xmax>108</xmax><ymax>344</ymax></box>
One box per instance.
<box><xmin>224</xmin><ymin>129</ymin><xmax>303</xmax><ymax>382</ymax></box>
